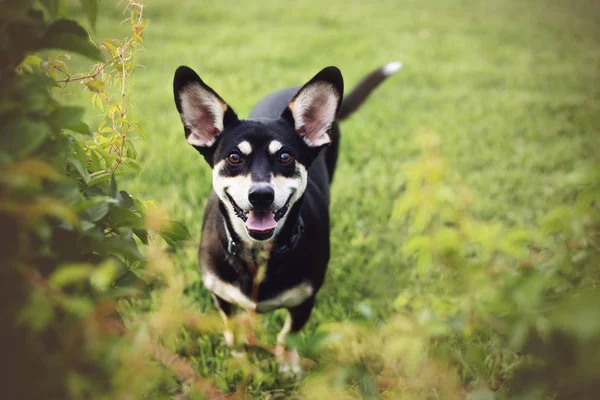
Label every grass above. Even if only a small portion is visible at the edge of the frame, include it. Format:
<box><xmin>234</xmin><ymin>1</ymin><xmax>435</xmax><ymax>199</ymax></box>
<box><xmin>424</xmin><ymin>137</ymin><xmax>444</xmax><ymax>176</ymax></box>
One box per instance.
<box><xmin>75</xmin><ymin>0</ymin><xmax>600</xmax><ymax>396</ymax></box>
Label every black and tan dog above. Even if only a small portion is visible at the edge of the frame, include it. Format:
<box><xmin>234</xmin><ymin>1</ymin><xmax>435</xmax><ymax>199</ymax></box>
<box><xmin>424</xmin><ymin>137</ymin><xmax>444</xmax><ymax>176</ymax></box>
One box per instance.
<box><xmin>173</xmin><ymin>62</ymin><xmax>400</xmax><ymax>373</ymax></box>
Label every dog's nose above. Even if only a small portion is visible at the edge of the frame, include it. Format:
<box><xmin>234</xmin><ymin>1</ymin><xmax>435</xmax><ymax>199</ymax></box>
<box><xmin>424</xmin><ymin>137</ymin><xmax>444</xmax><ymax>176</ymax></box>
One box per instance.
<box><xmin>248</xmin><ymin>184</ymin><xmax>275</xmax><ymax>208</ymax></box>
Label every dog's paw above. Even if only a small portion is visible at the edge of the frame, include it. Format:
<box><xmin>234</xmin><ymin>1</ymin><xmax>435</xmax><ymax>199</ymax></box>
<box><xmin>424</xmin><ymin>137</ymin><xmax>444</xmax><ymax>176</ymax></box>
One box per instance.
<box><xmin>223</xmin><ymin>329</ymin><xmax>248</xmax><ymax>358</ymax></box>
<box><xmin>224</xmin><ymin>329</ymin><xmax>235</xmax><ymax>346</ymax></box>
<box><xmin>276</xmin><ymin>347</ymin><xmax>302</xmax><ymax>379</ymax></box>
<box><xmin>278</xmin><ymin>360</ymin><xmax>302</xmax><ymax>378</ymax></box>
<box><xmin>230</xmin><ymin>349</ymin><xmax>246</xmax><ymax>359</ymax></box>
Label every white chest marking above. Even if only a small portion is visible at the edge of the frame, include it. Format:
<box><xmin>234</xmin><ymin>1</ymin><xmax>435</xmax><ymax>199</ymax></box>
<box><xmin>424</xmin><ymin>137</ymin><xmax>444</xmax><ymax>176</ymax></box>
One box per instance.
<box><xmin>202</xmin><ymin>270</ymin><xmax>313</xmax><ymax>312</ymax></box>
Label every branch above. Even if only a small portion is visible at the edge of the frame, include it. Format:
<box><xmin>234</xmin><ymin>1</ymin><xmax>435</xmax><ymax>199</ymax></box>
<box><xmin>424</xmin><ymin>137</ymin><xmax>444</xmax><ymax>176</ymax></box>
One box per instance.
<box><xmin>55</xmin><ymin>40</ymin><xmax>131</xmax><ymax>83</ymax></box>
<box><xmin>153</xmin><ymin>344</ymin><xmax>241</xmax><ymax>399</ymax></box>
<box><xmin>55</xmin><ymin>60</ymin><xmax>109</xmax><ymax>83</ymax></box>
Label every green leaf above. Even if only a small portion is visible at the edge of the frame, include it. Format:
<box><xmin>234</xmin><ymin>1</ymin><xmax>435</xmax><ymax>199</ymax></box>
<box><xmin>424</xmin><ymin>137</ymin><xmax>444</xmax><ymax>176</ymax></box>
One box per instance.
<box><xmin>130</xmin><ymin>122</ymin><xmax>146</xmax><ymax>140</ymax></box>
<box><xmin>108</xmin><ymin>206</ymin><xmax>144</xmax><ymax>229</ymax></box>
<box><xmin>118</xmin><ymin>190</ymin><xmax>135</xmax><ymax>209</ymax></box>
<box><xmin>94</xmin><ymin>236</ymin><xmax>144</xmax><ymax>262</ymax></box>
<box><xmin>159</xmin><ymin>220</ymin><xmax>192</xmax><ymax>247</ymax></box>
<box><xmin>95</xmin><ymin>148</ymin><xmax>115</xmax><ymax>165</ymax></box>
<box><xmin>79</xmin><ymin>0</ymin><xmax>98</xmax><ymax>30</ymax></box>
<box><xmin>215</xmin><ymin>375</ymin><xmax>228</xmax><ymax>392</ymax></box>
<box><xmin>38</xmin><ymin>19</ymin><xmax>102</xmax><ymax>61</ymax></box>
<box><xmin>62</xmin><ymin>296</ymin><xmax>93</xmax><ymax>316</ymax></box>
<box><xmin>89</xmin><ymin>149</ymin><xmax>102</xmax><ymax>171</ymax></box>
<box><xmin>0</xmin><ymin>120</ymin><xmax>50</xmax><ymax>158</ymax></box>
<box><xmin>540</xmin><ymin>207</ymin><xmax>573</xmax><ymax>234</ymax></box>
<box><xmin>500</xmin><ymin>229</ymin><xmax>531</xmax><ymax>258</ymax></box>
<box><xmin>84</xmin><ymin>78</ymin><xmax>104</xmax><ymax>93</ymax></box>
<box><xmin>20</xmin><ymin>55</ymin><xmax>42</xmax><ymax>69</ymax></box>
<box><xmin>126</xmin><ymin>140</ymin><xmax>137</xmax><ymax>159</ymax></box>
<box><xmin>49</xmin><ymin>263</ymin><xmax>92</xmax><ymax>288</ymax></box>
<box><xmin>40</xmin><ymin>0</ymin><xmax>60</xmax><ymax>19</ymax></box>
<box><xmin>133</xmin><ymin>198</ymin><xmax>147</xmax><ymax>216</ymax></box>
<box><xmin>49</xmin><ymin>106</ymin><xmax>85</xmax><ymax>131</ymax></box>
<box><xmin>112</xmin><ymin>268</ymin><xmax>150</xmax><ymax>297</ymax></box>
<box><xmin>109</xmin><ymin>173</ymin><xmax>118</xmax><ymax>198</ymax></box>
<box><xmin>90</xmin><ymin>259</ymin><xmax>118</xmax><ymax>291</ymax></box>
<box><xmin>48</xmin><ymin>179</ymin><xmax>81</xmax><ymax>204</ymax></box>
<box><xmin>87</xmin><ymin>171</ymin><xmax>127</xmax><ymax>187</ymax></box>
<box><xmin>102</xmin><ymin>40</ymin><xmax>119</xmax><ymax>58</ymax></box>
<box><xmin>92</xmin><ymin>93</ymin><xmax>105</xmax><ymax>111</ymax></box>
<box><xmin>576</xmin><ymin>187</ymin><xmax>600</xmax><ymax>211</ymax></box>
<box><xmin>18</xmin><ymin>288</ymin><xmax>55</xmax><ymax>333</ymax></box>
<box><xmin>286</xmin><ymin>330</ymin><xmax>329</xmax><ymax>357</ymax></box>
<box><xmin>434</xmin><ymin>227</ymin><xmax>460</xmax><ymax>253</ymax></box>
<box><xmin>66</xmin><ymin>122</ymin><xmax>91</xmax><ymax>136</ymax></box>
<box><xmin>402</xmin><ymin>235</ymin><xmax>430</xmax><ymax>258</ymax></box>
<box><xmin>284</xmin><ymin>333</ymin><xmax>304</xmax><ymax>353</ymax></box>
<box><xmin>0</xmin><ymin>158</ymin><xmax>60</xmax><ymax>188</ymax></box>
<box><xmin>74</xmin><ymin>196</ymin><xmax>118</xmax><ymax>213</ymax></box>
<box><xmin>82</xmin><ymin>201</ymin><xmax>110</xmax><ymax>222</ymax></box>
<box><xmin>68</xmin><ymin>157</ymin><xmax>90</xmax><ymax>183</ymax></box>
<box><xmin>80</xmin><ymin>220</ymin><xmax>96</xmax><ymax>231</ymax></box>
<box><xmin>123</xmin><ymin>158</ymin><xmax>141</xmax><ymax>173</ymax></box>
<box><xmin>133</xmin><ymin>228</ymin><xmax>149</xmax><ymax>245</ymax></box>
<box><xmin>73</xmin><ymin>141</ymin><xmax>88</xmax><ymax>165</ymax></box>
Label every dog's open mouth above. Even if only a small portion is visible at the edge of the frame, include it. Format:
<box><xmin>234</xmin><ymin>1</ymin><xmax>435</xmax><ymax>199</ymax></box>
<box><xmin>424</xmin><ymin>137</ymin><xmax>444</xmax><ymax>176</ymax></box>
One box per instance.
<box><xmin>225</xmin><ymin>190</ymin><xmax>294</xmax><ymax>241</ymax></box>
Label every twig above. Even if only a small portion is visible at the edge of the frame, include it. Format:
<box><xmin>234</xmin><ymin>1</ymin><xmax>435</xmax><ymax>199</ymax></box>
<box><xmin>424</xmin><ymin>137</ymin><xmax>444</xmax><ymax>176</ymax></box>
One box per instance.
<box><xmin>56</xmin><ymin>60</ymin><xmax>110</xmax><ymax>83</ymax></box>
<box><xmin>153</xmin><ymin>344</ymin><xmax>241</xmax><ymax>400</ymax></box>
<box><xmin>245</xmin><ymin>333</ymin><xmax>316</xmax><ymax>368</ymax></box>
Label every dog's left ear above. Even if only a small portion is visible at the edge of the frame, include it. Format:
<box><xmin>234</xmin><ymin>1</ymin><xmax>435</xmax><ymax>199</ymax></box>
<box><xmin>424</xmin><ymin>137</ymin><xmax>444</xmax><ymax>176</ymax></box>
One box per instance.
<box><xmin>282</xmin><ymin>66</ymin><xmax>344</xmax><ymax>147</ymax></box>
<box><xmin>173</xmin><ymin>66</ymin><xmax>238</xmax><ymax>148</ymax></box>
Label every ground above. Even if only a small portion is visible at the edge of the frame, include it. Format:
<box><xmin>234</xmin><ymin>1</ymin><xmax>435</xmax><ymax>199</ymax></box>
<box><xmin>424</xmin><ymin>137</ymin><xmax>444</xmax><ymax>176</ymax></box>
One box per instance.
<box><xmin>75</xmin><ymin>0</ymin><xmax>599</xmax><ymax>395</ymax></box>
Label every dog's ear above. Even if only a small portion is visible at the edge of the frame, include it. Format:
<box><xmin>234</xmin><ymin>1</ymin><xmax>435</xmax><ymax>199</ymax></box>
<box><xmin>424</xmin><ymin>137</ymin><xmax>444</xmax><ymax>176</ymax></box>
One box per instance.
<box><xmin>173</xmin><ymin>66</ymin><xmax>238</xmax><ymax>148</ymax></box>
<box><xmin>282</xmin><ymin>66</ymin><xmax>344</xmax><ymax>147</ymax></box>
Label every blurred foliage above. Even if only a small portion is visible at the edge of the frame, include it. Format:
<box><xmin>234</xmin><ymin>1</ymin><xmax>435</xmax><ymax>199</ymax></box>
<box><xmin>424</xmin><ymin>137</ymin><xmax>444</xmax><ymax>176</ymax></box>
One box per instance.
<box><xmin>290</xmin><ymin>133</ymin><xmax>600</xmax><ymax>399</ymax></box>
<box><xmin>0</xmin><ymin>0</ymin><xmax>198</xmax><ymax>398</ymax></box>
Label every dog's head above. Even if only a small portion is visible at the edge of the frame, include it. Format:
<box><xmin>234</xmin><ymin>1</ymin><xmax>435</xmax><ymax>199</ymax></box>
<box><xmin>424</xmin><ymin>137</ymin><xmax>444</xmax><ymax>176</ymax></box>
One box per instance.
<box><xmin>173</xmin><ymin>66</ymin><xmax>343</xmax><ymax>243</ymax></box>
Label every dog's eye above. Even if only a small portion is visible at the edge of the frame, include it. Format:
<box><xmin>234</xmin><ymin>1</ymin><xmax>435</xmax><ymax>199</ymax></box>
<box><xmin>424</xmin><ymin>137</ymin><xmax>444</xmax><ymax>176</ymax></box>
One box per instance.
<box><xmin>278</xmin><ymin>152</ymin><xmax>293</xmax><ymax>164</ymax></box>
<box><xmin>227</xmin><ymin>152</ymin><xmax>242</xmax><ymax>164</ymax></box>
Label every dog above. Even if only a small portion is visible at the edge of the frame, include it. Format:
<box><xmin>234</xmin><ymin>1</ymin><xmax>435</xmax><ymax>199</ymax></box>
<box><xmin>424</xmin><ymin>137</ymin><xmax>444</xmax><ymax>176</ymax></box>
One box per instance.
<box><xmin>172</xmin><ymin>62</ymin><xmax>400</xmax><ymax>373</ymax></box>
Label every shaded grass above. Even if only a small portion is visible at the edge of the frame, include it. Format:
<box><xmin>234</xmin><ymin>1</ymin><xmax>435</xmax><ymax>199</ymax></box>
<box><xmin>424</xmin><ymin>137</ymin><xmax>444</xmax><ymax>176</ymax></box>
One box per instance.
<box><xmin>73</xmin><ymin>0</ymin><xmax>600</xmax><ymax>394</ymax></box>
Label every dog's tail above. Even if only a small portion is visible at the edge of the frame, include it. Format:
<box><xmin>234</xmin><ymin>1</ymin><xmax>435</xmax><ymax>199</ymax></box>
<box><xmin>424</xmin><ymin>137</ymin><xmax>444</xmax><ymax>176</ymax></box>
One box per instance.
<box><xmin>326</xmin><ymin>61</ymin><xmax>401</xmax><ymax>182</ymax></box>
<box><xmin>338</xmin><ymin>61</ymin><xmax>402</xmax><ymax>121</ymax></box>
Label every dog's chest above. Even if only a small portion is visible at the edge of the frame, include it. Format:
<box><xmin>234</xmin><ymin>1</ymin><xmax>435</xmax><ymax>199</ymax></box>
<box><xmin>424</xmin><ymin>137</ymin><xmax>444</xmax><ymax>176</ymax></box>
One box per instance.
<box><xmin>202</xmin><ymin>267</ymin><xmax>313</xmax><ymax>313</ymax></box>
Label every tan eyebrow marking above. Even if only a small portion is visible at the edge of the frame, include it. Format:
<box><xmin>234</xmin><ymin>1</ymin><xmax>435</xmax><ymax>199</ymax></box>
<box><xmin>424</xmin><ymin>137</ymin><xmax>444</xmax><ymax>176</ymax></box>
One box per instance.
<box><xmin>237</xmin><ymin>140</ymin><xmax>252</xmax><ymax>155</ymax></box>
<box><xmin>268</xmin><ymin>140</ymin><xmax>283</xmax><ymax>154</ymax></box>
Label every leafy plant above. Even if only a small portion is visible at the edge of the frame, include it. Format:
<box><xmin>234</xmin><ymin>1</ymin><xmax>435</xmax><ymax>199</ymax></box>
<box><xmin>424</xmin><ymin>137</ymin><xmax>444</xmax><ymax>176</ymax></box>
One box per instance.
<box><xmin>291</xmin><ymin>132</ymin><xmax>599</xmax><ymax>399</ymax></box>
<box><xmin>0</xmin><ymin>1</ymin><xmax>197</xmax><ymax>398</ymax></box>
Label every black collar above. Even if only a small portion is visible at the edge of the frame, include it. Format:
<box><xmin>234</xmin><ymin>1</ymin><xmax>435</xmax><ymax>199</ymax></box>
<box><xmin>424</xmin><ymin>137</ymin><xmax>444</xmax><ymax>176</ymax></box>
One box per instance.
<box><xmin>223</xmin><ymin>216</ymin><xmax>304</xmax><ymax>259</ymax></box>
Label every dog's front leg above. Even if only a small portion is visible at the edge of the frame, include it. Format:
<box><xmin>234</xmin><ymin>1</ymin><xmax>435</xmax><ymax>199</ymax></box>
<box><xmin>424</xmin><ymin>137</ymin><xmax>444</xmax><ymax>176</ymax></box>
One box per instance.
<box><xmin>212</xmin><ymin>294</ymin><xmax>245</xmax><ymax>358</ymax></box>
<box><xmin>276</xmin><ymin>297</ymin><xmax>315</xmax><ymax>377</ymax></box>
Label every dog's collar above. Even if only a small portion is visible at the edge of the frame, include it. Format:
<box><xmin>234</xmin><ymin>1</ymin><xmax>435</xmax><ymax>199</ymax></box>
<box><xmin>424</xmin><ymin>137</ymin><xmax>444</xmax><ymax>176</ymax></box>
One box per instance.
<box><xmin>223</xmin><ymin>216</ymin><xmax>304</xmax><ymax>259</ymax></box>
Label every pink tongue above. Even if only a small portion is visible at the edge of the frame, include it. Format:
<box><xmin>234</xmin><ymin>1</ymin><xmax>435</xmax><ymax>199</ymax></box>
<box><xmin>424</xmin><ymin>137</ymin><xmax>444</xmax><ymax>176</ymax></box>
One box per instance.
<box><xmin>245</xmin><ymin>211</ymin><xmax>277</xmax><ymax>232</ymax></box>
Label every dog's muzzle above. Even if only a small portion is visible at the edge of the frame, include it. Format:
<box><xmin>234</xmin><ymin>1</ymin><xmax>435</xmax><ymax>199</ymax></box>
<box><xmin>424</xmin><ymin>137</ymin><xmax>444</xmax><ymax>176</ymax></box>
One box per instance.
<box><xmin>225</xmin><ymin>189</ymin><xmax>295</xmax><ymax>241</ymax></box>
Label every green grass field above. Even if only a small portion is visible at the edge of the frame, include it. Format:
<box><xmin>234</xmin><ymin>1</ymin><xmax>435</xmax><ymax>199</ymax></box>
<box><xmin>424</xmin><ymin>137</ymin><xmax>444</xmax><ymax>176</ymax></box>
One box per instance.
<box><xmin>82</xmin><ymin>0</ymin><xmax>599</xmax><ymax>396</ymax></box>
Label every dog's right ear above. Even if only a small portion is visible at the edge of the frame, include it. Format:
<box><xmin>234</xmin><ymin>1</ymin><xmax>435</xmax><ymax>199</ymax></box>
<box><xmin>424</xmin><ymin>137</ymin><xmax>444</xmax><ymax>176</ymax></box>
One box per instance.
<box><xmin>281</xmin><ymin>66</ymin><xmax>344</xmax><ymax>148</ymax></box>
<box><xmin>173</xmin><ymin>66</ymin><xmax>238</xmax><ymax>150</ymax></box>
